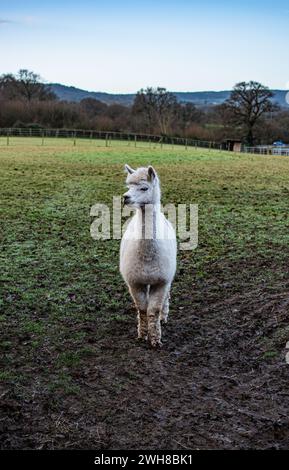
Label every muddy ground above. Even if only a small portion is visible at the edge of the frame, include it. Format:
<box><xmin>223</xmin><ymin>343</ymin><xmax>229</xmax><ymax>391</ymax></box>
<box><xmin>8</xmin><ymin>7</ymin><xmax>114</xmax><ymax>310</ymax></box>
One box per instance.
<box><xmin>2</xmin><ymin>256</ymin><xmax>289</xmax><ymax>450</ymax></box>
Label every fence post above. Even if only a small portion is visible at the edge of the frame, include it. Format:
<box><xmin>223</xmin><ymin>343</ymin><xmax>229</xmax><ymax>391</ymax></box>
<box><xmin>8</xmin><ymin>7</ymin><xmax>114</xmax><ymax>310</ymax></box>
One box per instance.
<box><xmin>134</xmin><ymin>135</ymin><xmax>137</xmax><ymax>148</ymax></box>
<box><xmin>105</xmin><ymin>134</ymin><xmax>108</xmax><ymax>147</ymax></box>
<box><xmin>73</xmin><ymin>132</ymin><xmax>76</xmax><ymax>146</ymax></box>
<box><xmin>185</xmin><ymin>139</ymin><xmax>188</xmax><ymax>150</ymax></box>
<box><xmin>41</xmin><ymin>131</ymin><xmax>44</xmax><ymax>146</ymax></box>
<box><xmin>7</xmin><ymin>129</ymin><xmax>9</xmax><ymax>146</ymax></box>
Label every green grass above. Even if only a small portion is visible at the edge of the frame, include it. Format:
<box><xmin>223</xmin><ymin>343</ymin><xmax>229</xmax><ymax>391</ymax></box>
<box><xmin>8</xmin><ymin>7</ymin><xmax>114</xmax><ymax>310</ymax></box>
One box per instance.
<box><xmin>1</xmin><ymin>138</ymin><xmax>289</xmax><ymax>394</ymax></box>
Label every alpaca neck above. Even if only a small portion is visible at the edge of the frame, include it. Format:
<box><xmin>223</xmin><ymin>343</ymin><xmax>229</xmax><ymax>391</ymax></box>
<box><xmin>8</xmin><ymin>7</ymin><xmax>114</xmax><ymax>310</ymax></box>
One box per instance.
<box><xmin>137</xmin><ymin>201</ymin><xmax>161</xmax><ymax>240</ymax></box>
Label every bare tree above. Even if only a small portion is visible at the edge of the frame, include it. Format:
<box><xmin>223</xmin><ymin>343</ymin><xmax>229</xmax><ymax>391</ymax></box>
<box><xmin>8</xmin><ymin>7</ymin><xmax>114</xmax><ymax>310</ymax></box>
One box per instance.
<box><xmin>132</xmin><ymin>87</ymin><xmax>177</xmax><ymax>134</ymax></box>
<box><xmin>225</xmin><ymin>81</ymin><xmax>276</xmax><ymax>145</ymax></box>
<box><xmin>176</xmin><ymin>102</ymin><xmax>204</xmax><ymax>134</ymax></box>
<box><xmin>0</xmin><ymin>74</ymin><xmax>19</xmax><ymax>100</ymax></box>
<box><xmin>0</xmin><ymin>69</ymin><xmax>56</xmax><ymax>102</ymax></box>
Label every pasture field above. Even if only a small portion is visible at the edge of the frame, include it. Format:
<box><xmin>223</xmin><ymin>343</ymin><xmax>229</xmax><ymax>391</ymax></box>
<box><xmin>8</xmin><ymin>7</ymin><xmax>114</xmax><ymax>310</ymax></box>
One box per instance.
<box><xmin>1</xmin><ymin>138</ymin><xmax>289</xmax><ymax>449</ymax></box>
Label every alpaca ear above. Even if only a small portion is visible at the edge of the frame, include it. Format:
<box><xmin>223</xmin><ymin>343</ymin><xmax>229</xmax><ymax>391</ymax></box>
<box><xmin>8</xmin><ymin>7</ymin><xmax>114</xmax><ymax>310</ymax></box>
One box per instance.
<box><xmin>124</xmin><ymin>164</ymin><xmax>135</xmax><ymax>174</ymax></box>
<box><xmin>147</xmin><ymin>165</ymin><xmax>157</xmax><ymax>182</ymax></box>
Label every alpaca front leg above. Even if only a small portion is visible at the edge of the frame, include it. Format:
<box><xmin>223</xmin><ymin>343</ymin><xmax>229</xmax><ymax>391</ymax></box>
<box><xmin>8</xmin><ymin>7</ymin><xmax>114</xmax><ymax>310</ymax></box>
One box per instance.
<box><xmin>137</xmin><ymin>310</ymin><xmax>147</xmax><ymax>340</ymax></box>
<box><xmin>128</xmin><ymin>284</ymin><xmax>148</xmax><ymax>340</ymax></box>
<box><xmin>147</xmin><ymin>284</ymin><xmax>170</xmax><ymax>347</ymax></box>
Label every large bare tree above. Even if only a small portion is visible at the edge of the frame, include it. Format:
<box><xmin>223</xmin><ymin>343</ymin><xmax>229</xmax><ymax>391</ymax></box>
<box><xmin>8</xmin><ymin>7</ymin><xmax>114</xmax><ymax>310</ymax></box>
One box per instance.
<box><xmin>0</xmin><ymin>69</ymin><xmax>56</xmax><ymax>102</ymax></box>
<box><xmin>132</xmin><ymin>87</ymin><xmax>177</xmax><ymax>134</ymax></box>
<box><xmin>225</xmin><ymin>81</ymin><xmax>276</xmax><ymax>145</ymax></box>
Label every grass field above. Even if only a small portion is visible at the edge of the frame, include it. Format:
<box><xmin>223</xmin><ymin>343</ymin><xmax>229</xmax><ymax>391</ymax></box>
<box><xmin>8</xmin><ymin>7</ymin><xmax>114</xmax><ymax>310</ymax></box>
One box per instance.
<box><xmin>1</xmin><ymin>139</ymin><xmax>289</xmax><ymax>449</ymax></box>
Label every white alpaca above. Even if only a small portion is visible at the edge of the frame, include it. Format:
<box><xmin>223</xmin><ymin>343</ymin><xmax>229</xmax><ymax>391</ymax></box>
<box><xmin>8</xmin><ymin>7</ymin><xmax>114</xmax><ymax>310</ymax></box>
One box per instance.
<box><xmin>120</xmin><ymin>164</ymin><xmax>177</xmax><ymax>347</ymax></box>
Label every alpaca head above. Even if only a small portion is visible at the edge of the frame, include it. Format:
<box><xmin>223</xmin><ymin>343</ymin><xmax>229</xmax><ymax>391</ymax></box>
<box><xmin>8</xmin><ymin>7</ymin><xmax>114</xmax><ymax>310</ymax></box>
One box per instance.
<box><xmin>123</xmin><ymin>164</ymin><xmax>160</xmax><ymax>208</ymax></box>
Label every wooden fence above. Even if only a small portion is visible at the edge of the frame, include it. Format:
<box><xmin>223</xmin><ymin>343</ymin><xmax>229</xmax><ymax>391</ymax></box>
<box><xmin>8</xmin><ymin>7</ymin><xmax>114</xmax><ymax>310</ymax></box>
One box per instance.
<box><xmin>0</xmin><ymin>127</ymin><xmax>224</xmax><ymax>151</ymax></box>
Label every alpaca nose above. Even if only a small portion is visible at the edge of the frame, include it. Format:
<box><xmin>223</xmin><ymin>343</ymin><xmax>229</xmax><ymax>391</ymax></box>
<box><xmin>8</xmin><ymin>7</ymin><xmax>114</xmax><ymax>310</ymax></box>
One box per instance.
<box><xmin>123</xmin><ymin>195</ymin><xmax>131</xmax><ymax>205</ymax></box>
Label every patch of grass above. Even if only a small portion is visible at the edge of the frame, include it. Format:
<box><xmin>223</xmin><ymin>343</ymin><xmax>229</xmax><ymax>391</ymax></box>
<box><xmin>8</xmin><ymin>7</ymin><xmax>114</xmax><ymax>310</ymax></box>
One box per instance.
<box><xmin>109</xmin><ymin>313</ymin><xmax>130</xmax><ymax>323</ymax></box>
<box><xmin>47</xmin><ymin>372</ymin><xmax>81</xmax><ymax>395</ymax></box>
<box><xmin>0</xmin><ymin>371</ymin><xmax>16</xmax><ymax>381</ymax></box>
<box><xmin>0</xmin><ymin>340</ymin><xmax>12</xmax><ymax>349</ymax></box>
<box><xmin>22</xmin><ymin>320</ymin><xmax>46</xmax><ymax>335</ymax></box>
<box><xmin>262</xmin><ymin>351</ymin><xmax>279</xmax><ymax>360</ymax></box>
<box><xmin>262</xmin><ymin>326</ymin><xmax>289</xmax><ymax>350</ymax></box>
<box><xmin>57</xmin><ymin>347</ymin><xmax>95</xmax><ymax>368</ymax></box>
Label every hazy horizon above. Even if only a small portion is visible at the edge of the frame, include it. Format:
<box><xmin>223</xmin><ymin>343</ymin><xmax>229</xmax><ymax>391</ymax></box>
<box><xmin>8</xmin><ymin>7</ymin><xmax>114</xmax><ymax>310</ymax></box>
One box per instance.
<box><xmin>1</xmin><ymin>0</ymin><xmax>289</xmax><ymax>93</ymax></box>
<box><xmin>50</xmin><ymin>82</ymin><xmax>288</xmax><ymax>94</ymax></box>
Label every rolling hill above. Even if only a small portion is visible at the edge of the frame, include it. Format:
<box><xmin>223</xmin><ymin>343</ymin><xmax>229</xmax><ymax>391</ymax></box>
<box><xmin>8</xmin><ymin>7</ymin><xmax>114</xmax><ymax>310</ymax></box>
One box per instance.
<box><xmin>48</xmin><ymin>83</ymin><xmax>288</xmax><ymax>108</ymax></box>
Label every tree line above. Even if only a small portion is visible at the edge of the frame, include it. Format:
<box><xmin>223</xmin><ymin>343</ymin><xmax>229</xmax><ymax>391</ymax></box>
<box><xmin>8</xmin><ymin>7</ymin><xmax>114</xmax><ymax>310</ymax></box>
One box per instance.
<box><xmin>0</xmin><ymin>69</ymin><xmax>288</xmax><ymax>145</ymax></box>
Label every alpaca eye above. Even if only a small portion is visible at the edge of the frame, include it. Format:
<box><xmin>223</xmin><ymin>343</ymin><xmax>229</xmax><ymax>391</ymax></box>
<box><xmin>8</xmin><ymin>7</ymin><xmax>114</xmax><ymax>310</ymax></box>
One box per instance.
<box><xmin>140</xmin><ymin>187</ymin><xmax>148</xmax><ymax>191</ymax></box>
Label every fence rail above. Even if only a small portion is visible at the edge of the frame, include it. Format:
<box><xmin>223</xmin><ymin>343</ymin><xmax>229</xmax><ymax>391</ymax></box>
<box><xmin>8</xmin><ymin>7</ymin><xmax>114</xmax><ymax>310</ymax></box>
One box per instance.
<box><xmin>3</xmin><ymin>128</ymin><xmax>287</xmax><ymax>156</ymax></box>
<box><xmin>244</xmin><ymin>145</ymin><xmax>289</xmax><ymax>156</ymax></box>
<box><xmin>0</xmin><ymin>127</ymin><xmax>224</xmax><ymax>151</ymax></box>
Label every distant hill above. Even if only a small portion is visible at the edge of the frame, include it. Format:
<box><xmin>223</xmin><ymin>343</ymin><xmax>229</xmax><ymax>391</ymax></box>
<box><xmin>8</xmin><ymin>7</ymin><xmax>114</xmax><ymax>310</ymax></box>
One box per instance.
<box><xmin>48</xmin><ymin>84</ymin><xmax>135</xmax><ymax>106</ymax></box>
<box><xmin>48</xmin><ymin>83</ymin><xmax>289</xmax><ymax>108</ymax></box>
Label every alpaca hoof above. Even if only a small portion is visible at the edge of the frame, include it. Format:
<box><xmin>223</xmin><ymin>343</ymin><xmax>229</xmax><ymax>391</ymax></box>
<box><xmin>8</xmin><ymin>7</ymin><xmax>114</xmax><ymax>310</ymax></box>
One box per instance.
<box><xmin>160</xmin><ymin>310</ymin><xmax>169</xmax><ymax>324</ymax></box>
<box><xmin>150</xmin><ymin>339</ymin><xmax>162</xmax><ymax>348</ymax></box>
<box><xmin>137</xmin><ymin>335</ymin><xmax>148</xmax><ymax>342</ymax></box>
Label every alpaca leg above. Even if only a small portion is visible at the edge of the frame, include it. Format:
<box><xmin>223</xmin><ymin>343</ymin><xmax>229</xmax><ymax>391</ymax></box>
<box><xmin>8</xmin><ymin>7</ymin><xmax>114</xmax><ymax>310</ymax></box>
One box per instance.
<box><xmin>147</xmin><ymin>284</ymin><xmax>170</xmax><ymax>347</ymax></box>
<box><xmin>128</xmin><ymin>284</ymin><xmax>148</xmax><ymax>340</ymax></box>
<box><xmin>160</xmin><ymin>289</ymin><xmax>170</xmax><ymax>324</ymax></box>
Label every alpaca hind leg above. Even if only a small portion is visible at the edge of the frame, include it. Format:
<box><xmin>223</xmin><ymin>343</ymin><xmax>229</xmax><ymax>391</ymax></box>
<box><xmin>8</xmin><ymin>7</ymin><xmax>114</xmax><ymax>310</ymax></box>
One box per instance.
<box><xmin>129</xmin><ymin>284</ymin><xmax>148</xmax><ymax>340</ymax></box>
<box><xmin>147</xmin><ymin>283</ymin><xmax>170</xmax><ymax>347</ymax></box>
<box><xmin>160</xmin><ymin>290</ymin><xmax>170</xmax><ymax>324</ymax></box>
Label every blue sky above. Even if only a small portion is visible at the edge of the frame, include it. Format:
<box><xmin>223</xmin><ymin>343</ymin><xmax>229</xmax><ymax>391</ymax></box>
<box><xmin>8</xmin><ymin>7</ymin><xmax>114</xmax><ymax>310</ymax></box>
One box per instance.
<box><xmin>1</xmin><ymin>0</ymin><xmax>289</xmax><ymax>92</ymax></box>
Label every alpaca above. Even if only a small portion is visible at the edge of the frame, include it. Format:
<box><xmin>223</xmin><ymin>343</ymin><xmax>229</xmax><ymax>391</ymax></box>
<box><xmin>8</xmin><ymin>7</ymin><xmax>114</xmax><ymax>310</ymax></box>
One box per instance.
<box><xmin>120</xmin><ymin>164</ymin><xmax>177</xmax><ymax>347</ymax></box>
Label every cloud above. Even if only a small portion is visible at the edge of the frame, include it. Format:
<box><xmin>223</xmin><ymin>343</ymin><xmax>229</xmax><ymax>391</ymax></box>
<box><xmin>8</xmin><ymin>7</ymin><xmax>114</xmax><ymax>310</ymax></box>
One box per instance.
<box><xmin>0</xmin><ymin>16</ymin><xmax>40</xmax><ymax>26</ymax></box>
<box><xmin>0</xmin><ymin>18</ymin><xmax>14</xmax><ymax>24</ymax></box>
